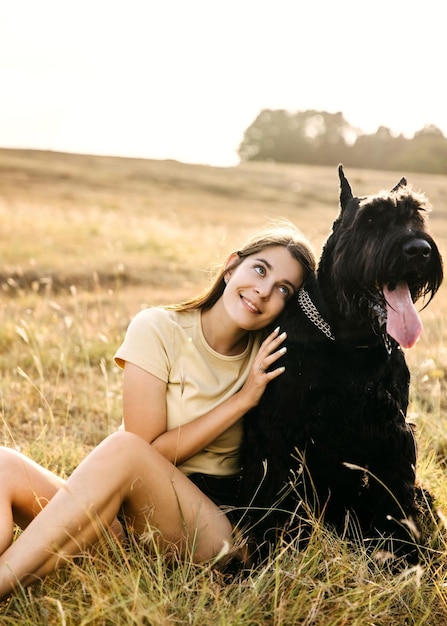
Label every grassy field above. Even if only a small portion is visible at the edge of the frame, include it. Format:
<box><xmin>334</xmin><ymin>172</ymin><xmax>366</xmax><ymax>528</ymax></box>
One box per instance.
<box><xmin>0</xmin><ymin>148</ymin><xmax>447</xmax><ymax>624</ymax></box>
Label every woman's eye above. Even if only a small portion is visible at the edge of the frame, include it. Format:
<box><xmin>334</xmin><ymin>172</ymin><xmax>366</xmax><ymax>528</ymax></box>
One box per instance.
<box><xmin>279</xmin><ymin>285</ymin><xmax>291</xmax><ymax>297</ymax></box>
<box><xmin>254</xmin><ymin>265</ymin><xmax>266</xmax><ymax>276</ymax></box>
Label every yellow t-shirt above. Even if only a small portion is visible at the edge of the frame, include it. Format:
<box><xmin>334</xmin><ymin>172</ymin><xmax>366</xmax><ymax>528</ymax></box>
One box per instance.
<box><xmin>114</xmin><ymin>307</ymin><xmax>261</xmax><ymax>477</ymax></box>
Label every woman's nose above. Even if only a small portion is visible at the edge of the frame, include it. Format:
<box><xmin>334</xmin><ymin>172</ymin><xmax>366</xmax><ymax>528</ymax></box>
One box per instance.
<box><xmin>254</xmin><ymin>283</ymin><xmax>272</xmax><ymax>299</ymax></box>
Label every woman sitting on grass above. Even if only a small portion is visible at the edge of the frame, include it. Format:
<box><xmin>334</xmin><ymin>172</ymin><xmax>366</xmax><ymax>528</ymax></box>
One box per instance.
<box><xmin>0</xmin><ymin>220</ymin><xmax>315</xmax><ymax>598</ymax></box>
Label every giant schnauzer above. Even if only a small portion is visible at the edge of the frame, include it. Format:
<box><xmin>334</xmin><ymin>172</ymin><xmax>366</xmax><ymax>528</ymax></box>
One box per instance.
<box><xmin>238</xmin><ymin>165</ymin><xmax>443</xmax><ymax>564</ymax></box>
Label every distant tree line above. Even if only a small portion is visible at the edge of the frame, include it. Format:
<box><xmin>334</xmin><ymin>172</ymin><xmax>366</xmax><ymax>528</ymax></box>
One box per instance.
<box><xmin>238</xmin><ymin>109</ymin><xmax>447</xmax><ymax>175</ymax></box>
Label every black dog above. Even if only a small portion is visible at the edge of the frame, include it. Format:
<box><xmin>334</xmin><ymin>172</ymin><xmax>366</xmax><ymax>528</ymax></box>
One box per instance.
<box><xmin>238</xmin><ymin>165</ymin><xmax>443</xmax><ymax>563</ymax></box>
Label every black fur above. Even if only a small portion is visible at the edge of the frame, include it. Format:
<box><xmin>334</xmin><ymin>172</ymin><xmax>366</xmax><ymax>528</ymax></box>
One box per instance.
<box><xmin>238</xmin><ymin>166</ymin><xmax>443</xmax><ymax>563</ymax></box>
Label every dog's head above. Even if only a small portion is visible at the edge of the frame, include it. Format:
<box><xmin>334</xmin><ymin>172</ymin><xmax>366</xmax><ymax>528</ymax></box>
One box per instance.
<box><xmin>318</xmin><ymin>165</ymin><xmax>443</xmax><ymax>347</ymax></box>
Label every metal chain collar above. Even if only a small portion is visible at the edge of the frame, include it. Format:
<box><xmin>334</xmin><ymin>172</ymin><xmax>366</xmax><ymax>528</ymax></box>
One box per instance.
<box><xmin>297</xmin><ymin>288</ymin><xmax>335</xmax><ymax>341</ymax></box>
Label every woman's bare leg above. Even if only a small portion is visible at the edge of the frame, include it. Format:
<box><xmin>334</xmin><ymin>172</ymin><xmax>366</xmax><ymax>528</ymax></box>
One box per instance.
<box><xmin>0</xmin><ymin>447</ymin><xmax>65</xmax><ymax>554</ymax></box>
<box><xmin>0</xmin><ymin>431</ymin><xmax>234</xmax><ymax>598</ymax></box>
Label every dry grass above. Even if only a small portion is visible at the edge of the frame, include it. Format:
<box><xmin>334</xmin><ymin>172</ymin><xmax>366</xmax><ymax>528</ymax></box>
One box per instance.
<box><xmin>0</xmin><ymin>149</ymin><xmax>447</xmax><ymax>623</ymax></box>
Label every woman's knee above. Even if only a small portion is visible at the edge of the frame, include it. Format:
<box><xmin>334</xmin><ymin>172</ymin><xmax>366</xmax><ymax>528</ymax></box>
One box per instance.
<box><xmin>0</xmin><ymin>447</ymin><xmax>61</xmax><ymax>511</ymax></box>
<box><xmin>0</xmin><ymin>447</ymin><xmax>26</xmax><ymax>480</ymax></box>
<box><xmin>0</xmin><ymin>446</ymin><xmax>19</xmax><ymax>462</ymax></box>
<box><xmin>98</xmin><ymin>430</ymin><xmax>152</xmax><ymax>460</ymax></box>
<box><xmin>90</xmin><ymin>431</ymin><xmax>162</xmax><ymax>483</ymax></box>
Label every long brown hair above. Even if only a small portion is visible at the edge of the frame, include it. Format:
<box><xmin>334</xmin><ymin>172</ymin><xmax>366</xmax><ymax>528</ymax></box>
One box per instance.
<box><xmin>167</xmin><ymin>219</ymin><xmax>316</xmax><ymax>312</ymax></box>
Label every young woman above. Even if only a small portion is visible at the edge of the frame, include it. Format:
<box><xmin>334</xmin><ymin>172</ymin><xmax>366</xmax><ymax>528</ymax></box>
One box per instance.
<box><xmin>0</xmin><ymin>220</ymin><xmax>315</xmax><ymax>598</ymax></box>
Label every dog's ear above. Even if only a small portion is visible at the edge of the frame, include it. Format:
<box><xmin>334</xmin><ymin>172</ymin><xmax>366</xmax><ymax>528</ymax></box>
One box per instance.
<box><xmin>338</xmin><ymin>164</ymin><xmax>353</xmax><ymax>209</ymax></box>
<box><xmin>390</xmin><ymin>177</ymin><xmax>407</xmax><ymax>192</ymax></box>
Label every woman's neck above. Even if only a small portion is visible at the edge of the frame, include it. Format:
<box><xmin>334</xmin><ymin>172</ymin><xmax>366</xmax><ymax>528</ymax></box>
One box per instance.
<box><xmin>201</xmin><ymin>305</ymin><xmax>248</xmax><ymax>356</ymax></box>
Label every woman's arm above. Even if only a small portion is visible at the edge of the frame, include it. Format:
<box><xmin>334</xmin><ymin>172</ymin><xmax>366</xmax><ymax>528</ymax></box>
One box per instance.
<box><xmin>121</xmin><ymin>362</ymin><xmax>168</xmax><ymax>443</ymax></box>
<box><xmin>122</xmin><ymin>362</ymin><xmax>249</xmax><ymax>464</ymax></box>
<box><xmin>122</xmin><ymin>327</ymin><xmax>287</xmax><ymax>466</ymax></box>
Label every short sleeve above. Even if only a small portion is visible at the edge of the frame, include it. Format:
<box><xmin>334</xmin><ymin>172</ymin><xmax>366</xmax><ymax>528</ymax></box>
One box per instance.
<box><xmin>114</xmin><ymin>308</ymin><xmax>172</xmax><ymax>383</ymax></box>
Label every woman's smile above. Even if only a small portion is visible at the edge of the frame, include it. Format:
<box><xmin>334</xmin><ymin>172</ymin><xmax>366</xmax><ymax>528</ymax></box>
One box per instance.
<box><xmin>240</xmin><ymin>294</ymin><xmax>262</xmax><ymax>314</ymax></box>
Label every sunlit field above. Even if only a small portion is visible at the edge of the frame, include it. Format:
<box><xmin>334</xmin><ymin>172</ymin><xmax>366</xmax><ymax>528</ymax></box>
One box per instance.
<box><xmin>0</xmin><ymin>149</ymin><xmax>447</xmax><ymax>624</ymax></box>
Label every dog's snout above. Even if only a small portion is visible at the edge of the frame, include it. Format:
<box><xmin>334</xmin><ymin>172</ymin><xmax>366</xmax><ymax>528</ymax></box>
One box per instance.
<box><xmin>403</xmin><ymin>238</ymin><xmax>431</xmax><ymax>261</ymax></box>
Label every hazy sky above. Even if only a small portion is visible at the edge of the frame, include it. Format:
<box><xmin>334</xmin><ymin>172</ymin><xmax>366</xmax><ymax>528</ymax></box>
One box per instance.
<box><xmin>1</xmin><ymin>0</ymin><xmax>445</xmax><ymax>166</ymax></box>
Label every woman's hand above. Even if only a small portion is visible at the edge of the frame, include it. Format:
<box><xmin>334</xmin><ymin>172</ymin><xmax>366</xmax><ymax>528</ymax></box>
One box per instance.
<box><xmin>237</xmin><ymin>326</ymin><xmax>287</xmax><ymax>411</ymax></box>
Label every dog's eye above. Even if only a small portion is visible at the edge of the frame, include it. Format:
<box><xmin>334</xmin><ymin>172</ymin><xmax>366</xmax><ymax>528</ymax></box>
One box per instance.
<box><xmin>363</xmin><ymin>216</ymin><xmax>376</xmax><ymax>229</ymax></box>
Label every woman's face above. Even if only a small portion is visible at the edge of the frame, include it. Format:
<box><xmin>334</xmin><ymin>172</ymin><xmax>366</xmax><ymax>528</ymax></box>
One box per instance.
<box><xmin>223</xmin><ymin>245</ymin><xmax>305</xmax><ymax>331</ymax></box>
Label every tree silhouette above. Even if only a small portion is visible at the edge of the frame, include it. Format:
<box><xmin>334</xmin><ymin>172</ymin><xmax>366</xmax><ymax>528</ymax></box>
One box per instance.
<box><xmin>238</xmin><ymin>110</ymin><xmax>447</xmax><ymax>174</ymax></box>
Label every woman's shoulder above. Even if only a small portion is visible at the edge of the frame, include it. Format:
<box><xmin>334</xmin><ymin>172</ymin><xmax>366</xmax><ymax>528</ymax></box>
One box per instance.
<box><xmin>115</xmin><ymin>307</ymin><xmax>198</xmax><ymax>372</ymax></box>
<box><xmin>130</xmin><ymin>306</ymin><xmax>170</xmax><ymax>322</ymax></box>
<box><xmin>128</xmin><ymin>306</ymin><xmax>198</xmax><ymax>332</ymax></box>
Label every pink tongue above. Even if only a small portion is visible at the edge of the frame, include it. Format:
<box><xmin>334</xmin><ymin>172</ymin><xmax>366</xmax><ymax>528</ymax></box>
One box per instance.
<box><xmin>383</xmin><ymin>282</ymin><xmax>423</xmax><ymax>348</ymax></box>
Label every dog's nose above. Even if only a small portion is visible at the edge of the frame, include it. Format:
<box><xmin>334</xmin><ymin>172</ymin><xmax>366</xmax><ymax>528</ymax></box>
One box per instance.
<box><xmin>403</xmin><ymin>238</ymin><xmax>431</xmax><ymax>261</ymax></box>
